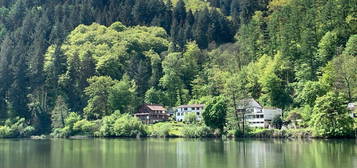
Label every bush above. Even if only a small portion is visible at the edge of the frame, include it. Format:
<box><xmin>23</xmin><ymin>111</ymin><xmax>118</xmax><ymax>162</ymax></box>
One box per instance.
<box><xmin>73</xmin><ymin>119</ymin><xmax>97</xmax><ymax>135</ymax></box>
<box><xmin>113</xmin><ymin>114</ymin><xmax>147</xmax><ymax>137</ymax></box>
<box><xmin>272</xmin><ymin>116</ymin><xmax>283</xmax><ymax>129</ymax></box>
<box><xmin>0</xmin><ymin>126</ymin><xmax>12</xmax><ymax>137</ymax></box>
<box><xmin>227</xmin><ymin>129</ymin><xmax>245</xmax><ymax>138</ymax></box>
<box><xmin>182</xmin><ymin>124</ymin><xmax>212</xmax><ymax>138</ymax></box>
<box><xmin>246</xmin><ymin>128</ymin><xmax>312</xmax><ymax>138</ymax></box>
<box><xmin>148</xmin><ymin>122</ymin><xmax>185</xmax><ymax>137</ymax></box>
<box><xmin>51</xmin><ymin>112</ymin><xmax>82</xmax><ymax>137</ymax></box>
<box><xmin>311</xmin><ymin>92</ymin><xmax>354</xmax><ymax>137</ymax></box>
<box><xmin>51</xmin><ymin>127</ymin><xmax>71</xmax><ymax>138</ymax></box>
<box><xmin>65</xmin><ymin>112</ymin><xmax>81</xmax><ymax>130</ymax></box>
<box><xmin>148</xmin><ymin>122</ymin><xmax>173</xmax><ymax>137</ymax></box>
<box><xmin>0</xmin><ymin>117</ymin><xmax>35</xmax><ymax>138</ymax></box>
<box><xmin>96</xmin><ymin>112</ymin><xmax>121</xmax><ymax>136</ymax></box>
<box><xmin>95</xmin><ymin>112</ymin><xmax>147</xmax><ymax>137</ymax></box>
<box><xmin>184</xmin><ymin>112</ymin><xmax>197</xmax><ymax>124</ymax></box>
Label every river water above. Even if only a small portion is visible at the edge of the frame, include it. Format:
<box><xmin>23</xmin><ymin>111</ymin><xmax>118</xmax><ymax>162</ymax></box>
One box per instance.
<box><xmin>0</xmin><ymin>138</ymin><xmax>356</xmax><ymax>168</ymax></box>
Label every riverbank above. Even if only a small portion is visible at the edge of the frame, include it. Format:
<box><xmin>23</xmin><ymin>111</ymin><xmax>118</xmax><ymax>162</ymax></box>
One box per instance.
<box><xmin>1</xmin><ymin>114</ymin><xmax>356</xmax><ymax>139</ymax></box>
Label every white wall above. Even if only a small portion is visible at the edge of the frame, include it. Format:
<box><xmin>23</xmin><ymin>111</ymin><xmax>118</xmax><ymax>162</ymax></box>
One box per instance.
<box><xmin>176</xmin><ymin>107</ymin><xmax>203</xmax><ymax>122</ymax></box>
<box><xmin>244</xmin><ymin>107</ymin><xmax>282</xmax><ymax>128</ymax></box>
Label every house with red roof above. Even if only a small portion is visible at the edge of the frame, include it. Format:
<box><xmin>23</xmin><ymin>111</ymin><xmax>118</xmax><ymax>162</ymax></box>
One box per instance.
<box><xmin>134</xmin><ymin>104</ymin><xmax>168</xmax><ymax>124</ymax></box>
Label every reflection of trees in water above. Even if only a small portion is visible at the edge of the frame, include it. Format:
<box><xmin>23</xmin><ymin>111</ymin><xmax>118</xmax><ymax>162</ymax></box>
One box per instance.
<box><xmin>1</xmin><ymin>139</ymin><xmax>356</xmax><ymax>168</ymax></box>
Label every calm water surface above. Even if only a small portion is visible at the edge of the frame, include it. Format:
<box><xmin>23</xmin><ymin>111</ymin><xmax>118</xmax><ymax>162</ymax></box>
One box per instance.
<box><xmin>0</xmin><ymin>138</ymin><xmax>356</xmax><ymax>168</ymax></box>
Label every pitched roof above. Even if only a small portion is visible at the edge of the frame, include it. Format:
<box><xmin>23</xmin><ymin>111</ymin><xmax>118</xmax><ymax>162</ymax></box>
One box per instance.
<box><xmin>145</xmin><ymin>104</ymin><xmax>166</xmax><ymax>111</ymax></box>
<box><xmin>177</xmin><ymin>104</ymin><xmax>205</xmax><ymax>108</ymax></box>
<box><xmin>238</xmin><ymin>98</ymin><xmax>262</xmax><ymax>108</ymax></box>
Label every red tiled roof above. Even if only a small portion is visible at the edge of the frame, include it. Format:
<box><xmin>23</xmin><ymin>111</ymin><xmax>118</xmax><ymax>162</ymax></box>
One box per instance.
<box><xmin>146</xmin><ymin>104</ymin><xmax>166</xmax><ymax>111</ymax></box>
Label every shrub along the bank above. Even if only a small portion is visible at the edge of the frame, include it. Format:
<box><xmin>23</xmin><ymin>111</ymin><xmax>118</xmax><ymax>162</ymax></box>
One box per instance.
<box><xmin>148</xmin><ymin>122</ymin><xmax>184</xmax><ymax>137</ymax></box>
<box><xmin>0</xmin><ymin>117</ymin><xmax>35</xmax><ymax>138</ymax></box>
<box><xmin>148</xmin><ymin>122</ymin><xmax>214</xmax><ymax>138</ymax></box>
<box><xmin>51</xmin><ymin>112</ymin><xmax>147</xmax><ymax>138</ymax></box>
<box><xmin>245</xmin><ymin>128</ymin><xmax>313</xmax><ymax>138</ymax></box>
<box><xmin>181</xmin><ymin>124</ymin><xmax>212</xmax><ymax>138</ymax></box>
<box><xmin>95</xmin><ymin>112</ymin><xmax>147</xmax><ymax>137</ymax></box>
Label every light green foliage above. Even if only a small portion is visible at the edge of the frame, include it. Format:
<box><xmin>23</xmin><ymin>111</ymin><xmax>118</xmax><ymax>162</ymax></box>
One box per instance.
<box><xmin>73</xmin><ymin>119</ymin><xmax>97</xmax><ymax>135</ymax></box>
<box><xmin>317</xmin><ymin>31</ymin><xmax>339</xmax><ymax>65</ymax></box>
<box><xmin>52</xmin><ymin>112</ymin><xmax>98</xmax><ymax>137</ymax></box>
<box><xmin>202</xmin><ymin>96</ymin><xmax>227</xmax><ymax>131</ymax></box>
<box><xmin>160</xmin><ymin>53</ymin><xmax>188</xmax><ymax>106</ymax></box>
<box><xmin>295</xmin><ymin>81</ymin><xmax>327</xmax><ymax>107</ymax></box>
<box><xmin>113</xmin><ymin>114</ymin><xmax>147</xmax><ymax>137</ymax></box>
<box><xmin>184</xmin><ymin>112</ymin><xmax>197</xmax><ymax>124</ymax></box>
<box><xmin>96</xmin><ymin>112</ymin><xmax>147</xmax><ymax>137</ymax></box>
<box><xmin>181</xmin><ymin>124</ymin><xmax>211</xmax><ymax>138</ymax></box>
<box><xmin>96</xmin><ymin>112</ymin><xmax>121</xmax><ymax>136</ymax></box>
<box><xmin>311</xmin><ymin>92</ymin><xmax>354</xmax><ymax>137</ymax></box>
<box><xmin>322</xmin><ymin>45</ymin><xmax>357</xmax><ymax>101</ymax></box>
<box><xmin>169</xmin><ymin>0</ymin><xmax>209</xmax><ymax>11</ymax></box>
<box><xmin>0</xmin><ymin>117</ymin><xmax>35</xmax><ymax>138</ymax></box>
<box><xmin>160</xmin><ymin>42</ymin><xmax>202</xmax><ymax>106</ymax></box>
<box><xmin>238</xmin><ymin>11</ymin><xmax>268</xmax><ymax>61</ymax></box>
<box><xmin>148</xmin><ymin>122</ymin><xmax>212</xmax><ymax>138</ymax></box>
<box><xmin>84</xmin><ymin>76</ymin><xmax>116</xmax><ymax>119</ymax></box>
<box><xmin>109</xmin><ymin>75</ymin><xmax>138</xmax><ymax>114</ymax></box>
<box><xmin>148</xmin><ymin>122</ymin><xmax>184</xmax><ymax>137</ymax></box>
<box><xmin>342</xmin><ymin>35</ymin><xmax>356</xmax><ymax>57</ymax></box>
<box><xmin>55</xmin><ymin>22</ymin><xmax>168</xmax><ymax>80</ymax></box>
<box><xmin>64</xmin><ymin>112</ymin><xmax>81</xmax><ymax>130</ymax></box>
<box><xmin>257</xmin><ymin>53</ymin><xmax>292</xmax><ymax>108</ymax></box>
<box><xmin>283</xmin><ymin>106</ymin><xmax>313</xmax><ymax>128</ymax></box>
<box><xmin>246</xmin><ymin>128</ymin><xmax>312</xmax><ymax>138</ymax></box>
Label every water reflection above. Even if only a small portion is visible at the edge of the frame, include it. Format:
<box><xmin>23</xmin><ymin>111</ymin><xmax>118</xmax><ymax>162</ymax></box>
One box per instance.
<box><xmin>0</xmin><ymin>138</ymin><xmax>356</xmax><ymax>168</ymax></box>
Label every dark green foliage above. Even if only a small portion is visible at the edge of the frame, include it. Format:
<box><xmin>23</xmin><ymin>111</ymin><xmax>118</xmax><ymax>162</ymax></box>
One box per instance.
<box><xmin>272</xmin><ymin>116</ymin><xmax>283</xmax><ymax>129</ymax></box>
<box><xmin>202</xmin><ymin>96</ymin><xmax>227</xmax><ymax>131</ymax></box>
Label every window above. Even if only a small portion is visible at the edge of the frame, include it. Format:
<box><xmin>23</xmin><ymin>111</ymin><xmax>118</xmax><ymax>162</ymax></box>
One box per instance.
<box><xmin>197</xmin><ymin>112</ymin><xmax>200</xmax><ymax>115</ymax></box>
<box><xmin>184</xmin><ymin>108</ymin><xmax>188</xmax><ymax>111</ymax></box>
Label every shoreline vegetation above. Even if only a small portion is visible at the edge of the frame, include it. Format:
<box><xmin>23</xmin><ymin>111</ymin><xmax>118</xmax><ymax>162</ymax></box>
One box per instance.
<box><xmin>1</xmin><ymin>113</ymin><xmax>355</xmax><ymax>139</ymax></box>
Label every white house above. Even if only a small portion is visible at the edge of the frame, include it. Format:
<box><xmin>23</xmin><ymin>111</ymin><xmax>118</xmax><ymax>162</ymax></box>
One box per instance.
<box><xmin>175</xmin><ymin>104</ymin><xmax>205</xmax><ymax>122</ymax></box>
<box><xmin>237</xmin><ymin>99</ymin><xmax>282</xmax><ymax>128</ymax></box>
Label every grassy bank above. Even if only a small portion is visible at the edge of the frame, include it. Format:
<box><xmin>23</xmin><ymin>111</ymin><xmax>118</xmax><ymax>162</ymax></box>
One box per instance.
<box><xmin>227</xmin><ymin>128</ymin><xmax>313</xmax><ymax>139</ymax></box>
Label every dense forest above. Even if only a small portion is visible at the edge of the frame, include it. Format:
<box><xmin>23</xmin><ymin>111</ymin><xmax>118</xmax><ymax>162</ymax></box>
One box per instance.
<box><xmin>0</xmin><ymin>0</ymin><xmax>356</xmax><ymax>137</ymax></box>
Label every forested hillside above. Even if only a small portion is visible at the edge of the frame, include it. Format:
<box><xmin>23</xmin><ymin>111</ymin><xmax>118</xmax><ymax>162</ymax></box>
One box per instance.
<box><xmin>0</xmin><ymin>0</ymin><xmax>356</xmax><ymax>136</ymax></box>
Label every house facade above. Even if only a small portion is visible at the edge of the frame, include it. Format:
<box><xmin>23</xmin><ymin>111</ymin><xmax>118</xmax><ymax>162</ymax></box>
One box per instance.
<box><xmin>134</xmin><ymin>104</ymin><xmax>168</xmax><ymax>124</ymax></box>
<box><xmin>175</xmin><ymin>104</ymin><xmax>205</xmax><ymax>122</ymax></box>
<box><xmin>237</xmin><ymin>99</ymin><xmax>282</xmax><ymax>128</ymax></box>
